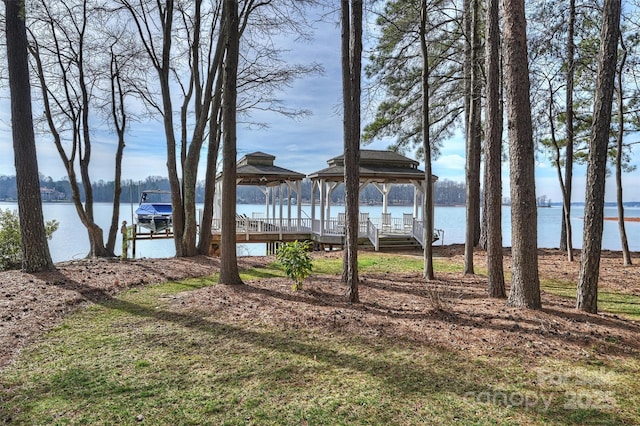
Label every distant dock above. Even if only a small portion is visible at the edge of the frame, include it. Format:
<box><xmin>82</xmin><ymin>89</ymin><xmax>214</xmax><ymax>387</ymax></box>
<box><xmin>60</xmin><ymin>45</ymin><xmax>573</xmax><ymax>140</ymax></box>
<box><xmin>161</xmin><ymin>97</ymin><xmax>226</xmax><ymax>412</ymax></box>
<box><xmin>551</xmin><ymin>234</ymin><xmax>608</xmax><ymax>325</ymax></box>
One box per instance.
<box><xmin>604</xmin><ymin>217</ymin><xmax>640</xmax><ymax>222</ymax></box>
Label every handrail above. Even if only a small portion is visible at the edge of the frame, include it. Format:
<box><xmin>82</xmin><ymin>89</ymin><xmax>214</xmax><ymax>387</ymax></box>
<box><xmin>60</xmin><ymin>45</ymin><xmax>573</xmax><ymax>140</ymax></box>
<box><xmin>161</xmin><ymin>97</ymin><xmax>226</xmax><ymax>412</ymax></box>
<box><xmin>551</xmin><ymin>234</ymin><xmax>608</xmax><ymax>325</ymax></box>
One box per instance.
<box><xmin>366</xmin><ymin>220</ymin><xmax>379</xmax><ymax>251</ymax></box>
<box><xmin>210</xmin><ymin>215</ymin><xmax>438</xmax><ymax>249</ymax></box>
<box><xmin>412</xmin><ymin>219</ymin><xmax>424</xmax><ymax>246</ymax></box>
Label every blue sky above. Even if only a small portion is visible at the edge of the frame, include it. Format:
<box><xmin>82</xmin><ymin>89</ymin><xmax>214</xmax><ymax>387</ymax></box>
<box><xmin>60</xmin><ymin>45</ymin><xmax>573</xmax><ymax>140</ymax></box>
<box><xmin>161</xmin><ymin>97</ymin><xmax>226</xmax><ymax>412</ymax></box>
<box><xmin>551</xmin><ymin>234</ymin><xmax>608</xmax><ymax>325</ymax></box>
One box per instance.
<box><xmin>1</xmin><ymin>8</ymin><xmax>639</xmax><ymax>203</ymax></box>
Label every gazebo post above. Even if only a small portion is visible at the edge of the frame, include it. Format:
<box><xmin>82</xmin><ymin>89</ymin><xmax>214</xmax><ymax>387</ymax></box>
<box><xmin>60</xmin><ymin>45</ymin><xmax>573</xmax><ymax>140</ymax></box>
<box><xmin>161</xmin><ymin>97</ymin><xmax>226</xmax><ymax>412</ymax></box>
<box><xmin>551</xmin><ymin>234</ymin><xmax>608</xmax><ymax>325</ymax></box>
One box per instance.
<box><xmin>325</xmin><ymin>182</ymin><xmax>339</xmax><ymax>224</ymax></box>
<box><xmin>326</xmin><ymin>182</ymin><xmax>331</xmax><ymax>222</ymax></box>
<box><xmin>296</xmin><ymin>181</ymin><xmax>302</xmax><ymax>230</ymax></box>
<box><xmin>213</xmin><ymin>179</ymin><xmax>223</xmax><ymax>227</ymax></box>
<box><xmin>383</xmin><ymin>183</ymin><xmax>391</xmax><ymax>214</ymax></box>
<box><xmin>271</xmin><ymin>186</ymin><xmax>276</xmax><ymax>220</ymax></box>
<box><xmin>311</xmin><ymin>181</ymin><xmax>317</xmax><ymax>225</ymax></box>
<box><xmin>413</xmin><ymin>184</ymin><xmax>419</xmax><ymax>218</ymax></box>
<box><xmin>373</xmin><ymin>183</ymin><xmax>391</xmax><ymax>214</ymax></box>
<box><xmin>279</xmin><ymin>184</ymin><xmax>284</xmax><ymax>231</ymax></box>
<box><xmin>422</xmin><ymin>181</ymin><xmax>427</xmax><ymax>222</ymax></box>
<box><xmin>319</xmin><ymin>179</ymin><xmax>326</xmax><ymax>236</ymax></box>
<box><xmin>264</xmin><ymin>186</ymin><xmax>269</xmax><ymax>219</ymax></box>
<box><xmin>287</xmin><ymin>182</ymin><xmax>292</xmax><ymax>225</ymax></box>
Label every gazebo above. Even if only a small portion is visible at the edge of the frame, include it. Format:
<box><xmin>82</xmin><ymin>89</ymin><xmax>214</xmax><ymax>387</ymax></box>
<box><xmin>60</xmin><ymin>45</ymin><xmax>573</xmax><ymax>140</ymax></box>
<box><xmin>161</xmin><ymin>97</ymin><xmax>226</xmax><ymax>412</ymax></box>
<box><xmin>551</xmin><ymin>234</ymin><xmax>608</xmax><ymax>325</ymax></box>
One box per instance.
<box><xmin>210</xmin><ymin>150</ymin><xmax>439</xmax><ymax>253</ymax></box>
<box><xmin>307</xmin><ymin>149</ymin><xmax>438</xmax><ymax>241</ymax></box>
<box><xmin>212</xmin><ymin>151</ymin><xmax>306</xmax><ymax>238</ymax></box>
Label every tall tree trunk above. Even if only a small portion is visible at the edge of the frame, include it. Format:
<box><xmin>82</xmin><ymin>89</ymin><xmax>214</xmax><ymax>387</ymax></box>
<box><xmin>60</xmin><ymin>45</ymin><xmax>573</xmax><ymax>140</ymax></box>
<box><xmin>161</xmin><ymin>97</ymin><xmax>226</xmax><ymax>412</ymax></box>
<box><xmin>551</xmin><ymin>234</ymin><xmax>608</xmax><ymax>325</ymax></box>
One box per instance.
<box><xmin>341</xmin><ymin>0</ymin><xmax>361</xmax><ymax>303</ymax></box>
<box><xmin>420</xmin><ymin>0</ymin><xmax>434</xmax><ymax>280</ymax></box>
<box><xmin>198</xmin><ymin>84</ymin><xmax>224</xmax><ymax>255</ymax></box>
<box><xmin>471</xmin><ymin>0</ymin><xmax>482</xmax><ymax>247</ymax></box>
<box><xmin>28</xmin><ymin>1</ymin><xmax>113</xmax><ymax>259</ymax></box>
<box><xmin>156</xmin><ymin>0</ymin><xmax>186</xmax><ymax>257</ymax></box>
<box><xmin>503</xmin><ymin>0</ymin><xmax>541</xmax><ymax>309</ymax></box>
<box><xmin>180</xmin><ymin>0</ymin><xmax>207</xmax><ymax>257</ymax></box>
<box><xmin>463</xmin><ymin>0</ymin><xmax>472</xmax><ymax>151</ymax></box>
<box><xmin>485</xmin><ymin>0</ymin><xmax>505</xmax><ymax>298</ymax></box>
<box><xmin>615</xmin><ymin>38</ymin><xmax>632</xmax><ymax>266</ymax></box>
<box><xmin>464</xmin><ymin>0</ymin><xmax>481</xmax><ymax>274</ymax></box>
<box><xmin>218</xmin><ymin>0</ymin><xmax>243</xmax><ymax>285</ymax></box>
<box><xmin>4</xmin><ymin>0</ymin><xmax>55</xmax><ymax>272</ymax></box>
<box><xmin>576</xmin><ymin>0</ymin><xmax>621</xmax><ymax>313</ymax></box>
<box><xmin>478</xmin><ymin>191</ymin><xmax>487</xmax><ymax>250</ymax></box>
<box><xmin>107</xmin><ymin>132</ymin><xmax>125</xmax><ymax>255</ymax></box>
<box><xmin>560</xmin><ymin>0</ymin><xmax>575</xmax><ymax>259</ymax></box>
<box><xmin>106</xmin><ymin>53</ymin><xmax>127</xmax><ymax>255</ymax></box>
<box><xmin>547</xmin><ymin>79</ymin><xmax>572</xmax><ymax>263</ymax></box>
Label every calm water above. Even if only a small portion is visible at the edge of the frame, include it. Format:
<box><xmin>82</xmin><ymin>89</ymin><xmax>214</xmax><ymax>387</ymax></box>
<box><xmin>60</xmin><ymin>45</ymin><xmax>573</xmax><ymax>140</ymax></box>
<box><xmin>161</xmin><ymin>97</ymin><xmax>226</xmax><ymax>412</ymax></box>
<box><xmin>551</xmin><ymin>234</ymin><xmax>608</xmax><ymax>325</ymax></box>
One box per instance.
<box><xmin>1</xmin><ymin>202</ymin><xmax>638</xmax><ymax>262</ymax></box>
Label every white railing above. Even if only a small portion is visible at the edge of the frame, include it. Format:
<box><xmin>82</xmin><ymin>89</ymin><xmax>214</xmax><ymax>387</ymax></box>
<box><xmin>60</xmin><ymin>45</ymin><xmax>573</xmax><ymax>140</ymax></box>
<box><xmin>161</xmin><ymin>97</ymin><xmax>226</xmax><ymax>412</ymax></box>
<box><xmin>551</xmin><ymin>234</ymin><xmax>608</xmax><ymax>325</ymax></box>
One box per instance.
<box><xmin>324</xmin><ymin>218</ymin><xmax>346</xmax><ymax>236</ymax></box>
<box><xmin>210</xmin><ymin>215</ymin><xmax>431</xmax><ymax>248</ymax></box>
<box><xmin>211</xmin><ymin>217</ymin><xmax>311</xmax><ymax>235</ymax></box>
<box><xmin>413</xmin><ymin>219</ymin><xmax>424</xmax><ymax>246</ymax></box>
<box><xmin>358</xmin><ymin>218</ymin><xmax>368</xmax><ymax>236</ymax></box>
<box><xmin>368</xmin><ymin>217</ymin><xmax>408</xmax><ymax>233</ymax></box>
<box><xmin>366</xmin><ymin>220</ymin><xmax>380</xmax><ymax>251</ymax></box>
<box><xmin>412</xmin><ymin>219</ymin><xmax>445</xmax><ymax>246</ymax></box>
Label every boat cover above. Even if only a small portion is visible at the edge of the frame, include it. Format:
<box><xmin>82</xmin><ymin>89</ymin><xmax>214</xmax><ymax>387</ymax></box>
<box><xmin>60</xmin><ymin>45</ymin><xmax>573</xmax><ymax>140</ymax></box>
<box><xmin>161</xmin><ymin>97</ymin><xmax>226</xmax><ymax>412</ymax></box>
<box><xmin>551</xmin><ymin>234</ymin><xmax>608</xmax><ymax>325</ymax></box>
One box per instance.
<box><xmin>136</xmin><ymin>203</ymin><xmax>172</xmax><ymax>215</ymax></box>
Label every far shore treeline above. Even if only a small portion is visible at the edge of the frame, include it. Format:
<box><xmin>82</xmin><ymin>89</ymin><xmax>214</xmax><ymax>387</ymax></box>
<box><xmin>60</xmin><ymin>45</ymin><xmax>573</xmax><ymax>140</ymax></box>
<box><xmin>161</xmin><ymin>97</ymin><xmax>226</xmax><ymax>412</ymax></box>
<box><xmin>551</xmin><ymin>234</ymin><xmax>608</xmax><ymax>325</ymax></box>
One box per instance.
<box><xmin>0</xmin><ymin>174</ymin><xmax>469</xmax><ymax>206</ymax></box>
<box><xmin>3</xmin><ymin>174</ymin><xmax>639</xmax><ymax>207</ymax></box>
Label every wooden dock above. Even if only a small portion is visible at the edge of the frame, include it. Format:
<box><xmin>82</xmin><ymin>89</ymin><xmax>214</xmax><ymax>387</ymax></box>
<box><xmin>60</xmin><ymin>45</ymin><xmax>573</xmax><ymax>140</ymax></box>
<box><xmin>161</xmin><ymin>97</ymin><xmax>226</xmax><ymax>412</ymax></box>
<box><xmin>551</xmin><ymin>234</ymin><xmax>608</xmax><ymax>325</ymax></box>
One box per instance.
<box><xmin>207</xmin><ymin>215</ymin><xmax>441</xmax><ymax>256</ymax></box>
<box><xmin>129</xmin><ymin>214</ymin><xmax>442</xmax><ymax>257</ymax></box>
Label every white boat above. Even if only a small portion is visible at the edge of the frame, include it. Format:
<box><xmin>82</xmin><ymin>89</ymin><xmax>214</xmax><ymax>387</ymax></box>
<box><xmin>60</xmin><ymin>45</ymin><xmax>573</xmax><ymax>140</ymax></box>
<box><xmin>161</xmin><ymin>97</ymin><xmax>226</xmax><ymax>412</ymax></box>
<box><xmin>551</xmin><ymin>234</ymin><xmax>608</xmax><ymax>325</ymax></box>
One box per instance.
<box><xmin>135</xmin><ymin>190</ymin><xmax>172</xmax><ymax>232</ymax></box>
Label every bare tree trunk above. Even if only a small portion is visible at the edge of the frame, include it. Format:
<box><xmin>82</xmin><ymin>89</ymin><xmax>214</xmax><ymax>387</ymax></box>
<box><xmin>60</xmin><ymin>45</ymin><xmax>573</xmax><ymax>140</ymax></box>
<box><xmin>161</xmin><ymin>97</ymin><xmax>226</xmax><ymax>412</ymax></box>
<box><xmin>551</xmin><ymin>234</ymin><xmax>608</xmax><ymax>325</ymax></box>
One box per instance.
<box><xmin>197</xmin><ymin>122</ymin><xmax>220</xmax><ymax>256</ymax></box>
<box><xmin>4</xmin><ymin>0</ymin><xmax>55</xmax><ymax>272</ymax></box>
<box><xmin>479</xmin><ymin>191</ymin><xmax>487</xmax><ymax>250</ymax></box>
<box><xmin>547</xmin><ymin>79</ymin><xmax>573</xmax><ymax>262</ymax></box>
<box><xmin>159</xmin><ymin>1</ymin><xmax>186</xmax><ymax>257</ymax></box>
<box><xmin>615</xmin><ymin>38</ymin><xmax>632</xmax><ymax>266</ymax></box>
<box><xmin>106</xmin><ymin>131</ymin><xmax>125</xmax><ymax>256</ymax></box>
<box><xmin>463</xmin><ymin>0</ymin><xmax>472</xmax><ymax>156</ymax></box>
<box><xmin>28</xmin><ymin>0</ymin><xmax>113</xmax><ymax>259</ymax></box>
<box><xmin>485</xmin><ymin>0</ymin><xmax>505</xmax><ymax>298</ymax></box>
<box><xmin>577</xmin><ymin>0</ymin><xmax>621</xmax><ymax>313</ymax></box>
<box><xmin>471</xmin><ymin>0</ymin><xmax>482</xmax><ymax>248</ymax></box>
<box><xmin>464</xmin><ymin>0</ymin><xmax>481</xmax><ymax>274</ymax></box>
<box><xmin>341</xmin><ymin>0</ymin><xmax>361</xmax><ymax>303</ymax></box>
<box><xmin>503</xmin><ymin>0</ymin><xmax>541</xmax><ymax>309</ymax></box>
<box><xmin>198</xmin><ymin>86</ymin><xmax>223</xmax><ymax>255</ymax></box>
<box><xmin>180</xmin><ymin>0</ymin><xmax>214</xmax><ymax>257</ymax></box>
<box><xmin>419</xmin><ymin>0</ymin><xmax>434</xmax><ymax>280</ymax></box>
<box><xmin>218</xmin><ymin>0</ymin><xmax>243</xmax><ymax>285</ymax></box>
<box><xmin>560</xmin><ymin>0</ymin><xmax>575</xmax><ymax>258</ymax></box>
<box><xmin>106</xmin><ymin>52</ymin><xmax>127</xmax><ymax>254</ymax></box>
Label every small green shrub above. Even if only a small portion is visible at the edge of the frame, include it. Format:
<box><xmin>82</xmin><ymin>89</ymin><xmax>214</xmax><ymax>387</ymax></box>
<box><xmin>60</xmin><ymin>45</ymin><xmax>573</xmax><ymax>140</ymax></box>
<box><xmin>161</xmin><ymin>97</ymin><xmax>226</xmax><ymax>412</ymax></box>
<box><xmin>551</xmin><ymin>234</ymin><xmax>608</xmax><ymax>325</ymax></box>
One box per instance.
<box><xmin>276</xmin><ymin>240</ymin><xmax>313</xmax><ymax>291</ymax></box>
<box><xmin>0</xmin><ymin>209</ymin><xmax>58</xmax><ymax>270</ymax></box>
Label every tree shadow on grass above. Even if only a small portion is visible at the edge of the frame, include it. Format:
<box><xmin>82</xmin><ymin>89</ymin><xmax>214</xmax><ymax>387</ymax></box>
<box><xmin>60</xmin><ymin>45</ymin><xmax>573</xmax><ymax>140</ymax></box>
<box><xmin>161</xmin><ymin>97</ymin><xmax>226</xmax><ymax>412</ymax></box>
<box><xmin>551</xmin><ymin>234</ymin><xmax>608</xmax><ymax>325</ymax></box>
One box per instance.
<box><xmin>215</xmin><ymin>271</ymin><xmax>640</xmax><ymax>362</ymax></box>
<box><xmin>14</xmin><ymin>274</ymin><xmax>629</xmax><ymax>425</ymax></box>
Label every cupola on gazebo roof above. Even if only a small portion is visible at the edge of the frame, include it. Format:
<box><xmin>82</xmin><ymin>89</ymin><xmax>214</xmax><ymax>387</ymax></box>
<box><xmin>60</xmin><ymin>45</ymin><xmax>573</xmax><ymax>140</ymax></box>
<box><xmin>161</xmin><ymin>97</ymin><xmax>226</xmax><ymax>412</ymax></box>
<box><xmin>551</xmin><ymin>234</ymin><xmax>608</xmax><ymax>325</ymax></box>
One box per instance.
<box><xmin>223</xmin><ymin>151</ymin><xmax>305</xmax><ymax>186</ymax></box>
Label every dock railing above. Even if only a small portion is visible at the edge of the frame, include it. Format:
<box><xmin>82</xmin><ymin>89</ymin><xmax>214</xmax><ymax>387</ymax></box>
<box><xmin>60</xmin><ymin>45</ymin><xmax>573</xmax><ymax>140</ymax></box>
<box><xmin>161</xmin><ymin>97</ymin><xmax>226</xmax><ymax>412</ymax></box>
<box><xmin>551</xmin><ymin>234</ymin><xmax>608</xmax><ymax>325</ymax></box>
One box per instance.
<box><xmin>366</xmin><ymin>220</ymin><xmax>380</xmax><ymax>250</ymax></box>
<box><xmin>210</xmin><ymin>214</ymin><xmax>436</xmax><ymax>247</ymax></box>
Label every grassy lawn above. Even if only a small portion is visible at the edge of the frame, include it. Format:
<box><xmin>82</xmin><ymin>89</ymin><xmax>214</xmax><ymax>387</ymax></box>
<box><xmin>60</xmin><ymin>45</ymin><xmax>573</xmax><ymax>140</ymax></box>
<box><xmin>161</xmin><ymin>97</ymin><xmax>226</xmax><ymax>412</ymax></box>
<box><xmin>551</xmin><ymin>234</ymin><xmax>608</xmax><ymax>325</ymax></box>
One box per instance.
<box><xmin>541</xmin><ymin>278</ymin><xmax>640</xmax><ymax>321</ymax></box>
<box><xmin>1</xmin><ymin>253</ymin><xmax>639</xmax><ymax>425</ymax></box>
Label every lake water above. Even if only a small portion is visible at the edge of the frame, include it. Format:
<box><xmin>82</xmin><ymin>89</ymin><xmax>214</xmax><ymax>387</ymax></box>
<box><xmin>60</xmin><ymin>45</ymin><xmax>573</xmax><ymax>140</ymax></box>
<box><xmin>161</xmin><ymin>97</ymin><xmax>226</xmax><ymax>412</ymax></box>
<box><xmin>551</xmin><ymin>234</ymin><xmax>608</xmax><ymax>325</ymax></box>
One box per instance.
<box><xmin>1</xmin><ymin>201</ymin><xmax>638</xmax><ymax>262</ymax></box>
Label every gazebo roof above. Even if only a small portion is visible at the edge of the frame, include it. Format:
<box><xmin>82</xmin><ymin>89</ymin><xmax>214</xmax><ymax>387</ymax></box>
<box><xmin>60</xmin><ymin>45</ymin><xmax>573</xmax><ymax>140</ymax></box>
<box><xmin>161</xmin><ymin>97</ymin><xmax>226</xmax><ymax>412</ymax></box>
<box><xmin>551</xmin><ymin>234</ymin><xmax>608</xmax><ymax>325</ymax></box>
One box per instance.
<box><xmin>222</xmin><ymin>151</ymin><xmax>306</xmax><ymax>186</ymax></box>
<box><xmin>308</xmin><ymin>149</ymin><xmax>436</xmax><ymax>182</ymax></box>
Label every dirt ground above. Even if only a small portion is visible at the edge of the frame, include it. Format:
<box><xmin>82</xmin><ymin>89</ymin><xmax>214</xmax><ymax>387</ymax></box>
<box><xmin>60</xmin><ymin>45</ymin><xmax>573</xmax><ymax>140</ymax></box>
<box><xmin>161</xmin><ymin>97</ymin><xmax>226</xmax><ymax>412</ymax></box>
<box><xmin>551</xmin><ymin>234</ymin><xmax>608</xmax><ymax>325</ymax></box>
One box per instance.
<box><xmin>1</xmin><ymin>245</ymin><xmax>639</xmax><ymax>370</ymax></box>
